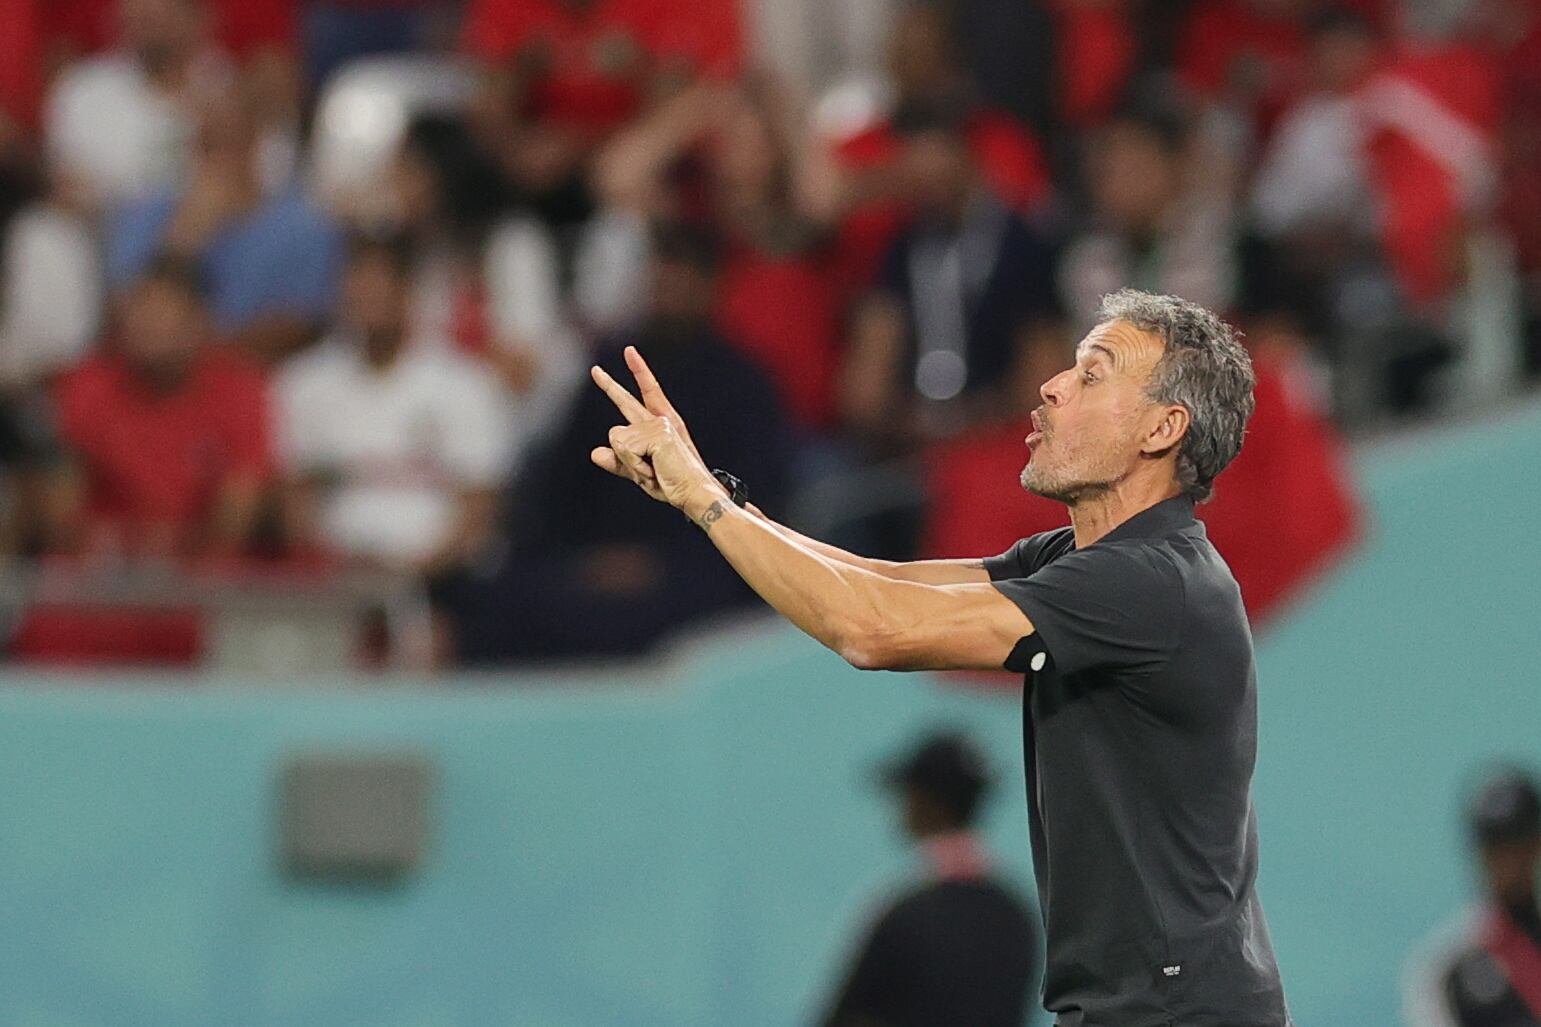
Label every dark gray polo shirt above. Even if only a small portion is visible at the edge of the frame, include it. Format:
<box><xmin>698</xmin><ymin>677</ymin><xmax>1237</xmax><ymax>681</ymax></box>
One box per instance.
<box><xmin>985</xmin><ymin>495</ymin><xmax>1291</xmax><ymax>1027</ymax></box>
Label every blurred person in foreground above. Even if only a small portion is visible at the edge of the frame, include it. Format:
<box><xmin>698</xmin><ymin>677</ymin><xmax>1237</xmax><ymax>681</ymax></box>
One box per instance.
<box><xmin>50</xmin><ymin>254</ymin><xmax>271</xmax><ymax>562</ymax></box>
<box><xmin>1407</xmin><ymin>770</ymin><xmax>1541</xmax><ymax>1027</ymax></box>
<box><xmin>440</xmin><ymin>220</ymin><xmax>789</xmax><ymax>664</ymax></box>
<box><xmin>588</xmin><ymin>288</ymin><xmax>1290</xmax><ymax>1025</ymax></box>
<box><xmin>274</xmin><ymin>233</ymin><xmax>513</xmax><ymax>581</ymax></box>
<box><xmin>107</xmin><ymin>91</ymin><xmax>340</xmax><ymax>365</ymax></box>
<box><xmin>820</xmin><ymin>731</ymin><xmax>1038</xmax><ymax>1027</ymax></box>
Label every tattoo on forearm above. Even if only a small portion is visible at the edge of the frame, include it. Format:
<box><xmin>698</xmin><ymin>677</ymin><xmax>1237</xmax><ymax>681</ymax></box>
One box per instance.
<box><xmin>697</xmin><ymin>500</ymin><xmax>726</xmax><ymax>531</ymax></box>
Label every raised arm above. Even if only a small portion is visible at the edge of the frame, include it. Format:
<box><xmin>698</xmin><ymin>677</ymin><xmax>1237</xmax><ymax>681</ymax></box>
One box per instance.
<box><xmin>750</xmin><ymin>510</ymin><xmax>989</xmax><ymax>585</ymax></box>
<box><xmin>599</xmin><ymin>347</ymin><xmax>989</xmax><ymax>586</ymax></box>
<box><xmin>590</xmin><ymin>352</ymin><xmax>1027</xmax><ymax>671</ymax></box>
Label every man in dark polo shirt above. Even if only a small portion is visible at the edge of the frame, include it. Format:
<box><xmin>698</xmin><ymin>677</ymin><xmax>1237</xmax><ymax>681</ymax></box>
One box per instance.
<box><xmin>587</xmin><ymin>288</ymin><xmax>1291</xmax><ymax>1025</ymax></box>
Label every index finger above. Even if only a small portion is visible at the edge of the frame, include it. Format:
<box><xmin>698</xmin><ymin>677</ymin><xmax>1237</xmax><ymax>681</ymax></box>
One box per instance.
<box><xmin>591</xmin><ymin>364</ymin><xmax>652</xmax><ymax>425</ymax></box>
<box><xmin>624</xmin><ymin>346</ymin><xmax>677</xmax><ymax>418</ymax></box>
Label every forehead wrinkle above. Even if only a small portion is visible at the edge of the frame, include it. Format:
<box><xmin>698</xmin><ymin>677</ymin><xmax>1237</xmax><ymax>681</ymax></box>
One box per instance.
<box><xmin>1078</xmin><ymin>342</ymin><xmax>1118</xmax><ymax>368</ymax></box>
<box><xmin>1085</xmin><ymin>320</ymin><xmax>1166</xmax><ymax>377</ymax></box>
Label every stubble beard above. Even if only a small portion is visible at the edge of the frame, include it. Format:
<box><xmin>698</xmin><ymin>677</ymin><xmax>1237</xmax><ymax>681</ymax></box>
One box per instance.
<box><xmin>1020</xmin><ymin>444</ymin><xmax>1119</xmax><ymax>505</ymax></box>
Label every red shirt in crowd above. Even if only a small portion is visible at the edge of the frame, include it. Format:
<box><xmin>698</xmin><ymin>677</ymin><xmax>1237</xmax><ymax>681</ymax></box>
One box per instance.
<box><xmin>1359</xmin><ymin>41</ymin><xmax>1503</xmax><ymax>303</ymax></box>
<box><xmin>462</xmin><ymin>0</ymin><xmax>742</xmax><ymax>136</ymax></box>
<box><xmin>0</xmin><ymin>0</ymin><xmax>44</xmax><ymax>131</ymax></box>
<box><xmin>1499</xmin><ymin>21</ymin><xmax>1541</xmax><ymax>278</ymax></box>
<box><xmin>1197</xmin><ymin>357</ymin><xmax>1360</xmax><ymax>623</ymax></box>
<box><xmin>1049</xmin><ymin>0</ymin><xmax>1137</xmax><ymax>129</ymax></box>
<box><xmin>1177</xmin><ymin>0</ymin><xmax>1308</xmax><ymax>135</ymax></box>
<box><xmin>41</xmin><ymin>0</ymin><xmax>296</xmax><ymax>59</ymax></box>
<box><xmin>55</xmin><ymin>348</ymin><xmax>273</xmax><ymax>557</ymax></box>
<box><xmin>717</xmin><ymin>240</ymin><xmax>842</xmax><ymax>431</ymax></box>
<box><xmin>920</xmin><ymin>418</ymin><xmax>1070</xmax><ymax>564</ymax></box>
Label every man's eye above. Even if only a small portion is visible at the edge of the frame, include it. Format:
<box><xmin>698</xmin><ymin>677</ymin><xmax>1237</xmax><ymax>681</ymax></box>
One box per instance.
<box><xmin>1082</xmin><ymin>369</ymin><xmax>1097</xmax><ymax>383</ymax></box>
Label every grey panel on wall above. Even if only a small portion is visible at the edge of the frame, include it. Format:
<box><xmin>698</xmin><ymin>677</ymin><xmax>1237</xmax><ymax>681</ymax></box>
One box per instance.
<box><xmin>279</xmin><ymin>753</ymin><xmax>433</xmax><ymax>883</ymax></box>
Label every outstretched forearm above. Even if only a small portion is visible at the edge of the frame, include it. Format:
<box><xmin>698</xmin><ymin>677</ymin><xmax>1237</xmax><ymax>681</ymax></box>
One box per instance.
<box><xmin>690</xmin><ymin>497</ymin><xmax>918</xmax><ymax>661</ymax></box>
<box><xmin>744</xmin><ymin>503</ymin><xmax>988</xmax><ymax>585</ymax></box>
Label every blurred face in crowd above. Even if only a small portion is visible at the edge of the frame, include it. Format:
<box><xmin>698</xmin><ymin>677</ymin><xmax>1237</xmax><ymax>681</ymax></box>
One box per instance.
<box><xmin>888</xmin><ymin>7</ymin><xmax>958</xmax><ymax>100</ymax></box>
<box><xmin>713</xmin><ymin>95</ymin><xmax>783</xmax><ymax>203</ymax></box>
<box><xmin>648</xmin><ymin>255</ymin><xmax>717</xmax><ymax>337</ymax></box>
<box><xmin>343</xmin><ymin>252</ymin><xmax>410</xmax><ymax>361</ymax></box>
<box><xmin>193</xmin><ymin>96</ymin><xmax>260</xmax><ymax>190</ymax></box>
<box><xmin>1310</xmin><ymin>21</ymin><xmax>1378</xmax><ymax>93</ymax></box>
<box><xmin>120</xmin><ymin>277</ymin><xmax>205</xmax><ymax>389</ymax></box>
<box><xmin>902</xmin><ymin>130</ymin><xmax>975</xmax><ymax>226</ymax></box>
<box><xmin>392</xmin><ymin>145</ymin><xmax>442</xmax><ymax>230</ymax></box>
<box><xmin>1021</xmin><ymin>320</ymin><xmax>1183</xmax><ymax>502</ymax></box>
<box><xmin>1088</xmin><ymin>121</ymin><xmax>1183</xmax><ymax>234</ymax></box>
<box><xmin>1482</xmin><ymin>836</ymin><xmax>1541</xmax><ymax>908</ymax></box>
<box><xmin>119</xmin><ymin>0</ymin><xmax>205</xmax><ymax>75</ymax></box>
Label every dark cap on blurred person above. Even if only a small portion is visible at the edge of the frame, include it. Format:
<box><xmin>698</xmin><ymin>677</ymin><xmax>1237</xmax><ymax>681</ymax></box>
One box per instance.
<box><xmin>1469</xmin><ymin>770</ymin><xmax>1541</xmax><ymax>848</ymax></box>
<box><xmin>881</xmin><ymin>731</ymin><xmax>993</xmax><ymax>823</ymax></box>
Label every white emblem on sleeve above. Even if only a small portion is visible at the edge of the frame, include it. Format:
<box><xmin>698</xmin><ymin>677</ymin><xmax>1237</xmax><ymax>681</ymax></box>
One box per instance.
<box><xmin>1030</xmin><ymin>652</ymin><xmax>1047</xmax><ymax>672</ymax></box>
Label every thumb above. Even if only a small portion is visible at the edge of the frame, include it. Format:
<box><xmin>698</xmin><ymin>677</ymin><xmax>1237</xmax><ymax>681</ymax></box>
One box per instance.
<box><xmin>591</xmin><ymin>446</ymin><xmax>625</xmax><ymax>476</ymax></box>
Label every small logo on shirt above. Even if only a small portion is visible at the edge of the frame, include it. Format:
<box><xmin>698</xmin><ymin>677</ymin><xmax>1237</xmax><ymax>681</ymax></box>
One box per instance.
<box><xmin>1162</xmin><ymin>965</ymin><xmax>1182</xmax><ymax>977</ymax></box>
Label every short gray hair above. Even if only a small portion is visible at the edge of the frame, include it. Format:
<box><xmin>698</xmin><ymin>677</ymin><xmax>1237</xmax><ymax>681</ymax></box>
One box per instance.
<box><xmin>1097</xmin><ymin>289</ymin><xmax>1255</xmax><ymax>502</ymax></box>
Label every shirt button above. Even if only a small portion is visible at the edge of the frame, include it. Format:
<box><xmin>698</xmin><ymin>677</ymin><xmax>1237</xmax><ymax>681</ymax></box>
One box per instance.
<box><xmin>1030</xmin><ymin>652</ymin><xmax>1047</xmax><ymax>672</ymax></box>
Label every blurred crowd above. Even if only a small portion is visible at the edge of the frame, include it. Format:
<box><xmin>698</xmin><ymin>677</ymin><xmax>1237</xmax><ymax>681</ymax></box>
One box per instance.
<box><xmin>4</xmin><ymin>0</ymin><xmax>1536</xmax><ymax>667</ymax></box>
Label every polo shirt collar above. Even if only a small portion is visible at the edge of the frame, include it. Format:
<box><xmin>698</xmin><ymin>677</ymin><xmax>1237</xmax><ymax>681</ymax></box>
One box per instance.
<box><xmin>1097</xmin><ymin>494</ymin><xmax>1198</xmax><ymax>544</ymax></box>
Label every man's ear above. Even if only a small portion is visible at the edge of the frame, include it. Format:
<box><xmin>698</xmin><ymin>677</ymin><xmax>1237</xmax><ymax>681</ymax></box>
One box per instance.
<box><xmin>1141</xmin><ymin>404</ymin><xmax>1190</xmax><ymax>456</ymax></box>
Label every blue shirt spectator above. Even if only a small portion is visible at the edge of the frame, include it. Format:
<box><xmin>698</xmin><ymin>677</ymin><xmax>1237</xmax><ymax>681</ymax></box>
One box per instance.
<box><xmin>108</xmin><ymin>182</ymin><xmax>341</xmax><ymax>338</ymax></box>
<box><xmin>104</xmin><ymin>94</ymin><xmax>342</xmax><ymax>362</ymax></box>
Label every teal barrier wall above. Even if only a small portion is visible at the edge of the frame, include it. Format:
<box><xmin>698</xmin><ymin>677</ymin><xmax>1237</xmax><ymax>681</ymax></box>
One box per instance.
<box><xmin>1</xmin><ymin>400</ymin><xmax>1539</xmax><ymax>1027</ymax></box>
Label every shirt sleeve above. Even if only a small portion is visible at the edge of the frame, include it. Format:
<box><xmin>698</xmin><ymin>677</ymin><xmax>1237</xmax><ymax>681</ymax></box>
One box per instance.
<box><xmin>983</xmin><ymin>528</ymin><xmax>1072</xmax><ymax>582</ymax></box>
<box><xmin>990</xmin><ymin>542</ymin><xmax>1183</xmax><ymax>677</ymax></box>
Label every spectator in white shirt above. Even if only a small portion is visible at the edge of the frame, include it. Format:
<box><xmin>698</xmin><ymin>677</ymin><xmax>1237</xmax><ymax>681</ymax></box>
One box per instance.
<box><xmin>1250</xmin><ymin>10</ymin><xmax>1381</xmax><ymax>243</ymax></box>
<box><xmin>275</xmin><ymin>233</ymin><xmax>515</xmax><ymax>577</ymax></box>
<box><xmin>44</xmin><ymin>0</ymin><xmax>234</xmax><ymax>213</ymax></box>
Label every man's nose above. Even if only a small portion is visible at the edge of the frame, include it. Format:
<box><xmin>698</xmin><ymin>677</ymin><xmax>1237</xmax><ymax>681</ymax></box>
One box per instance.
<box><xmin>1040</xmin><ymin>371</ymin><xmax>1067</xmax><ymax>406</ymax></box>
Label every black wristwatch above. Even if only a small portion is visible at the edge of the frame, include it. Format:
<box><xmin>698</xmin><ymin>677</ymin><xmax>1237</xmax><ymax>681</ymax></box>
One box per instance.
<box><xmin>711</xmin><ymin>468</ymin><xmax>750</xmax><ymax>508</ymax></box>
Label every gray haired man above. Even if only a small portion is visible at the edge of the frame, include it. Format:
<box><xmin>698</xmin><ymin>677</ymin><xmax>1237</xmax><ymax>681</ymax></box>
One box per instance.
<box><xmin>590</xmin><ymin>289</ymin><xmax>1292</xmax><ymax>1026</ymax></box>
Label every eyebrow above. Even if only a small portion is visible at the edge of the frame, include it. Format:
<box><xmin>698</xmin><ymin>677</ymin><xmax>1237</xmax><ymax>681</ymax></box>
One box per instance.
<box><xmin>1078</xmin><ymin>343</ymin><xmax>1118</xmax><ymax>368</ymax></box>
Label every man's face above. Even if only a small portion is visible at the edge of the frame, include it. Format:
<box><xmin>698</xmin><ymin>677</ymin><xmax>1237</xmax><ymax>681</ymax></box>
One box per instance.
<box><xmin>343</xmin><ymin>256</ymin><xmax>408</xmax><ymax>339</ymax></box>
<box><xmin>901</xmin><ymin>131</ymin><xmax>973</xmax><ymax>224</ymax></box>
<box><xmin>650</xmin><ymin>258</ymin><xmax>716</xmax><ymax>327</ymax></box>
<box><xmin>888</xmin><ymin>7</ymin><xmax>955</xmax><ymax>98</ymax></box>
<box><xmin>119</xmin><ymin>0</ymin><xmax>202</xmax><ymax>71</ymax></box>
<box><xmin>120</xmin><ymin>279</ymin><xmax>203</xmax><ymax>382</ymax></box>
<box><xmin>1020</xmin><ymin>320</ymin><xmax>1176</xmax><ymax>502</ymax></box>
<box><xmin>1089</xmin><ymin>123</ymin><xmax>1179</xmax><ymax>233</ymax></box>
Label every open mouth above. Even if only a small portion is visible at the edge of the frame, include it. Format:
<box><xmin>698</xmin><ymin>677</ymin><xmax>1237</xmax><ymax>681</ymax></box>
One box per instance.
<box><xmin>1027</xmin><ymin>410</ymin><xmax>1046</xmax><ymax>446</ymax></box>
